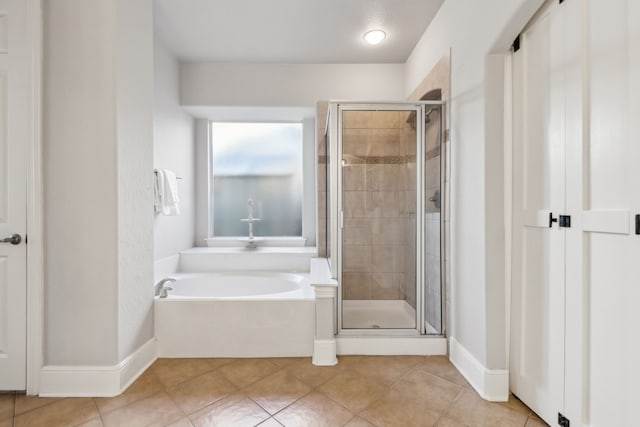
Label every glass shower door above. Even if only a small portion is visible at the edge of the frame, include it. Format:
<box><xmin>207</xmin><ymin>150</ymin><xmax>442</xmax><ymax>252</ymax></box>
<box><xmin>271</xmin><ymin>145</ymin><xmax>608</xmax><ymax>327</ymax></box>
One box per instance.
<box><xmin>339</xmin><ymin>106</ymin><xmax>421</xmax><ymax>330</ymax></box>
<box><xmin>423</xmin><ymin>104</ymin><xmax>443</xmax><ymax>335</ymax></box>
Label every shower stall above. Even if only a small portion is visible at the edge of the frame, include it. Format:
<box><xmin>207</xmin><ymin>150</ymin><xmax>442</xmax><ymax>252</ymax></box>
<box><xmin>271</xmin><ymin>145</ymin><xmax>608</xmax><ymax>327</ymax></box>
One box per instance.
<box><xmin>324</xmin><ymin>101</ymin><xmax>445</xmax><ymax>338</ymax></box>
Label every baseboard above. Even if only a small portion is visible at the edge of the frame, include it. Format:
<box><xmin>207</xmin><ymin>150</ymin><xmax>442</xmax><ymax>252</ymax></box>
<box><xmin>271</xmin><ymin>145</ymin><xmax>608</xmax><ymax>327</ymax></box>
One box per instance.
<box><xmin>449</xmin><ymin>337</ymin><xmax>509</xmax><ymax>401</ymax></box>
<box><xmin>39</xmin><ymin>338</ymin><xmax>157</xmax><ymax>397</ymax></box>
<box><xmin>336</xmin><ymin>336</ymin><xmax>447</xmax><ymax>356</ymax></box>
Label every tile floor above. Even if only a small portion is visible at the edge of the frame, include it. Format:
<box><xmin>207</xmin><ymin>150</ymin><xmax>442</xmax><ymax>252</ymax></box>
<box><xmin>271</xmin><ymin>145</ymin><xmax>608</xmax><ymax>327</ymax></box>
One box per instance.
<box><xmin>0</xmin><ymin>356</ymin><xmax>548</xmax><ymax>427</ymax></box>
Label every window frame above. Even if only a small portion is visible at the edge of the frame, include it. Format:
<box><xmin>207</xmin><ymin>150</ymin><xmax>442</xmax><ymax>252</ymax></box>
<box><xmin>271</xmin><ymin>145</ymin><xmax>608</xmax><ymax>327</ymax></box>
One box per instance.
<box><xmin>195</xmin><ymin>118</ymin><xmax>316</xmax><ymax>247</ymax></box>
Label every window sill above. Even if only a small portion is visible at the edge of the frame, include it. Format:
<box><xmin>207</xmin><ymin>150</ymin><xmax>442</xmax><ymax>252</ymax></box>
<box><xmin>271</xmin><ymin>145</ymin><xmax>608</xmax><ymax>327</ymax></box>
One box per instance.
<box><xmin>205</xmin><ymin>237</ymin><xmax>308</xmax><ymax>248</ymax></box>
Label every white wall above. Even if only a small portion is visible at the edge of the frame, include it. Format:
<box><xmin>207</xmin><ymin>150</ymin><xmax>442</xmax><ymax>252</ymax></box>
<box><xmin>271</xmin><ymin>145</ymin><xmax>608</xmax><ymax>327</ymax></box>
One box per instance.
<box><xmin>44</xmin><ymin>0</ymin><xmax>119</xmax><ymax>366</ymax></box>
<box><xmin>153</xmin><ymin>38</ymin><xmax>196</xmax><ymax>260</ymax></box>
<box><xmin>115</xmin><ymin>0</ymin><xmax>155</xmax><ymax>362</ymax></box>
<box><xmin>43</xmin><ymin>0</ymin><xmax>155</xmax><ymax>366</ymax></box>
<box><xmin>180</xmin><ymin>63</ymin><xmax>405</xmax><ymax>108</ymax></box>
<box><xmin>404</xmin><ymin>0</ymin><xmax>543</xmax><ymax>372</ymax></box>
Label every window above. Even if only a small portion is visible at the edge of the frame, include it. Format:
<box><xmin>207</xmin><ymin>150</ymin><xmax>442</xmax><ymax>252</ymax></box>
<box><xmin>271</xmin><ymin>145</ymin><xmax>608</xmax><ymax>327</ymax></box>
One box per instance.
<box><xmin>210</xmin><ymin>122</ymin><xmax>303</xmax><ymax>237</ymax></box>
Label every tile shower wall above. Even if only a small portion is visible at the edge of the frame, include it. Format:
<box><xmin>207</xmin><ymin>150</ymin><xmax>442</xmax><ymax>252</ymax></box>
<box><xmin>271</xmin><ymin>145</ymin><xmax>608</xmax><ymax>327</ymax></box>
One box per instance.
<box><xmin>341</xmin><ymin>110</ymin><xmax>416</xmax><ymax>302</ymax></box>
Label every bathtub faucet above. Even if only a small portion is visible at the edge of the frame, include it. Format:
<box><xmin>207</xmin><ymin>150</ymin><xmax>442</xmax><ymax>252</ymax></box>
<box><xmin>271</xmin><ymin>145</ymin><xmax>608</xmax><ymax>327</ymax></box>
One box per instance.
<box><xmin>154</xmin><ymin>277</ymin><xmax>175</xmax><ymax>298</ymax></box>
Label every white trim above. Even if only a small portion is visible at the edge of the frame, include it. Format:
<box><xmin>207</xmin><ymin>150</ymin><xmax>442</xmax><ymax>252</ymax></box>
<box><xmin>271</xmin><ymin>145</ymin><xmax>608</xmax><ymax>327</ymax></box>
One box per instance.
<box><xmin>39</xmin><ymin>338</ymin><xmax>157</xmax><ymax>397</ymax></box>
<box><xmin>503</xmin><ymin>52</ymin><xmax>514</xmax><ymax>374</ymax></box>
<box><xmin>312</xmin><ymin>339</ymin><xmax>337</xmax><ymax>366</ymax></box>
<box><xmin>336</xmin><ymin>337</ymin><xmax>447</xmax><ymax>356</ymax></box>
<box><xmin>25</xmin><ymin>0</ymin><xmax>43</xmax><ymax>396</ymax></box>
<box><xmin>449</xmin><ymin>337</ymin><xmax>509</xmax><ymax>402</ymax></box>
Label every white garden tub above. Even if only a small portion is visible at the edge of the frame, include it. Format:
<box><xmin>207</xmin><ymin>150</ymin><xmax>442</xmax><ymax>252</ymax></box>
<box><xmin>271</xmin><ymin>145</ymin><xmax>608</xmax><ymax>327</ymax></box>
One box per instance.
<box><xmin>154</xmin><ymin>272</ymin><xmax>315</xmax><ymax>357</ymax></box>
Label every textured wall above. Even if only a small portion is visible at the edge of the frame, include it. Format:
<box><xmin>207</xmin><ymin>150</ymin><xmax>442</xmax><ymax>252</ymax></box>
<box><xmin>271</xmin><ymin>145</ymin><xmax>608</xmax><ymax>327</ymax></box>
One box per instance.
<box><xmin>43</xmin><ymin>0</ymin><xmax>119</xmax><ymax>365</ymax></box>
<box><xmin>43</xmin><ymin>0</ymin><xmax>156</xmax><ymax>365</ymax></box>
<box><xmin>115</xmin><ymin>0</ymin><xmax>155</xmax><ymax>361</ymax></box>
<box><xmin>153</xmin><ymin>38</ymin><xmax>196</xmax><ymax>260</ymax></box>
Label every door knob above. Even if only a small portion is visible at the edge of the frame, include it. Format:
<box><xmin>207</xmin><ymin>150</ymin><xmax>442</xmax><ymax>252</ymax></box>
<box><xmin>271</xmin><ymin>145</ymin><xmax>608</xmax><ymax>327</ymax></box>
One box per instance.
<box><xmin>1</xmin><ymin>234</ymin><xmax>22</xmax><ymax>245</ymax></box>
<box><xmin>548</xmin><ymin>212</ymin><xmax>558</xmax><ymax>228</ymax></box>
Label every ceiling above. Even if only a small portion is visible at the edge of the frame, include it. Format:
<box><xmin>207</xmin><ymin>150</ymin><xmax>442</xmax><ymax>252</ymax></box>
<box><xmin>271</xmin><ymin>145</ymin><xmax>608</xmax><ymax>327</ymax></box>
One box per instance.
<box><xmin>153</xmin><ymin>0</ymin><xmax>444</xmax><ymax>64</ymax></box>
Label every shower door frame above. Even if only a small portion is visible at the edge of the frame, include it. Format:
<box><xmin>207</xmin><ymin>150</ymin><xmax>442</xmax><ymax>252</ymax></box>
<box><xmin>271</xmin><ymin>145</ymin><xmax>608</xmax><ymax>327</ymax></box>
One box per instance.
<box><xmin>330</xmin><ymin>101</ymin><xmax>444</xmax><ymax>337</ymax></box>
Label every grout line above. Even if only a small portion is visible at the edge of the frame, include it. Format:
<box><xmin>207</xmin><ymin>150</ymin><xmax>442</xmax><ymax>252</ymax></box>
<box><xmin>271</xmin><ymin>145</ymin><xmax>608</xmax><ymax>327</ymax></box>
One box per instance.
<box><xmin>91</xmin><ymin>398</ymin><xmax>105</xmax><ymax>427</ymax></box>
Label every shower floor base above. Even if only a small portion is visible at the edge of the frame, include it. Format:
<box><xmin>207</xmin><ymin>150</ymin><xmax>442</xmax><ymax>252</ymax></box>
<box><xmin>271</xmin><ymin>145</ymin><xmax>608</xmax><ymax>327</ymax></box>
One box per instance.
<box><xmin>342</xmin><ymin>300</ymin><xmax>416</xmax><ymax>329</ymax></box>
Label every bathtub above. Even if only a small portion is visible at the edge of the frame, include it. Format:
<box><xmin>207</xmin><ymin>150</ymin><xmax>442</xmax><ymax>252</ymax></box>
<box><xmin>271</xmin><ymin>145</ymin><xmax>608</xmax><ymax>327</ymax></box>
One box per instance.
<box><xmin>154</xmin><ymin>271</ymin><xmax>316</xmax><ymax>357</ymax></box>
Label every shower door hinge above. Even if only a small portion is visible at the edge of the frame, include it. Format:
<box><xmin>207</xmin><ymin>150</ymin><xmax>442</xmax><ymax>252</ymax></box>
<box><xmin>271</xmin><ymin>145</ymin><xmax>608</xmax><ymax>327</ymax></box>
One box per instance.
<box><xmin>635</xmin><ymin>214</ymin><xmax>639</xmax><ymax>235</ymax></box>
<box><xmin>558</xmin><ymin>413</ymin><xmax>570</xmax><ymax>427</ymax></box>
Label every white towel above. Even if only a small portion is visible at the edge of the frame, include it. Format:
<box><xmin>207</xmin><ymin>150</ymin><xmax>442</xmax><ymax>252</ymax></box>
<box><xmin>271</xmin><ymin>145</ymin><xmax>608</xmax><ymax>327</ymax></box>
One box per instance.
<box><xmin>154</xmin><ymin>168</ymin><xmax>180</xmax><ymax>215</ymax></box>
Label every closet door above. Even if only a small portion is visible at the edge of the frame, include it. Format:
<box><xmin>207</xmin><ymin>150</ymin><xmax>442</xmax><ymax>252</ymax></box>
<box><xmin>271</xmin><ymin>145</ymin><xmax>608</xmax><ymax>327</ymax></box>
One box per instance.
<box><xmin>583</xmin><ymin>1</ymin><xmax>640</xmax><ymax>425</ymax></box>
<box><xmin>510</xmin><ymin>1</ymin><xmax>566</xmax><ymax>424</ymax></box>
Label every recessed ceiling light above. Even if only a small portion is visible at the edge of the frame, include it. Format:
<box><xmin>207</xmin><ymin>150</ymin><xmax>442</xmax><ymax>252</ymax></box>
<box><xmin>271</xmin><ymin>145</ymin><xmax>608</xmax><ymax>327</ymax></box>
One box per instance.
<box><xmin>363</xmin><ymin>29</ymin><xmax>386</xmax><ymax>45</ymax></box>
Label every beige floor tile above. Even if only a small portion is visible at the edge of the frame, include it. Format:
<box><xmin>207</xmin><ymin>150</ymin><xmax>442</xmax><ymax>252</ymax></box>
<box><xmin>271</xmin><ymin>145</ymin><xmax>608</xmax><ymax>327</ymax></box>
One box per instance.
<box><xmin>499</xmin><ymin>394</ymin><xmax>533</xmax><ymax>416</ymax></box>
<box><xmin>188</xmin><ymin>392</ymin><xmax>270</xmax><ymax>427</ymax></box>
<box><xmin>167</xmin><ymin>369</ymin><xmax>237</xmax><ymax>415</ymax></box>
<box><xmin>274</xmin><ymin>391</ymin><xmax>353</xmax><ymax>427</ymax></box>
<box><xmin>14</xmin><ymin>394</ymin><xmax>61</xmax><ymax>416</ymax></box>
<box><xmin>434</xmin><ymin>416</ymin><xmax>470</xmax><ymax>426</ymax></box>
<box><xmin>391</xmin><ymin>369</ymin><xmax>462</xmax><ymax>413</ymax></box>
<box><xmin>257</xmin><ymin>417</ymin><xmax>284</xmax><ymax>426</ymax></box>
<box><xmin>415</xmin><ymin>356</ymin><xmax>472</xmax><ymax>389</ymax></box>
<box><xmin>13</xmin><ymin>397</ymin><xmax>99</xmax><ymax>427</ymax></box>
<box><xmin>344</xmin><ymin>416</ymin><xmax>376</xmax><ymax>426</ymax></box>
<box><xmin>150</xmin><ymin>358</ymin><xmax>222</xmax><ymax>389</ymax></box>
<box><xmin>0</xmin><ymin>419</ymin><xmax>11</xmax><ymax>427</ymax></box>
<box><xmin>349</xmin><ymin>355</ymin><xmax>424</xmax><ymax>386</ymax></box>
<box><xmin>318</xmin><ymin>370</ymin><xmax>387</xmax><ymax>413</ymax></box>
<box><xmin>445</xmin><ymin>390</ymin><xmax>529</xmax><ymax>427</ymax></box>
<box><xmin>245</xmin><ymin>369</ymin><xmax>311</xmax><ymax>415</ymax></box>
<box><xmin>165</xmin><ymin>417</ymin><xmax>194</xmax><ymax>427</ymax></box>
<box><xmin>525</xmin><ymin>416</ymin><xmax>549</xmax><ymax>426</ymax></box>
<box><xmin>101</xmin><ymin>391</ymin><xmax>183</xmax><ymax>427</ymax></box>
<box><xmin>95</xmin><ymin>368</ymin><xmax>164</xmax><ymax>414</ymax></box>
<box><xmin>360</xmin><ymin>389</ymin><xmax>442</xmax><ymax>427</ymax></box>
<box><xmin>284</xmin><ymin>359</ymin><xmax>341</xmax><ymax>388</ymax></box>
<box><xmin>0</xmin><ymin>394</ymin><xmax>13</xmax><ymax>421</ymax></box>
<box><xmin>218</xmin><ymin>358</ymin><xmax>281</xmax><ymax>388</ymax></box>
<box><xmin>76</xmin><ymin>417</ymin><xmax>104</xmax><ymax>427</ymax></box>
<box><xmin>268</xmin><ymin>357</ymin><xmax>307</xmax><ymax>368</ymax></box>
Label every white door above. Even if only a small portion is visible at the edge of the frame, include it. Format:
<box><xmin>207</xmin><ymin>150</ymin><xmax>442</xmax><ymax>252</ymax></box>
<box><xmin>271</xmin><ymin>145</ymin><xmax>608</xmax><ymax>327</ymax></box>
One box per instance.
<box><xmin>583</xmin><ymin>1</ymin><xmax>640</xmax><ymax>425</ymax></box>
<box><xmin>0</xmin><ymin>0</ymin><xmax>28</xmax><ymax>390</ymax></box>
<box><xmin>510</xmin><ymin>1</ymin><xmax>566</xmax><ymax>424</ymax></box>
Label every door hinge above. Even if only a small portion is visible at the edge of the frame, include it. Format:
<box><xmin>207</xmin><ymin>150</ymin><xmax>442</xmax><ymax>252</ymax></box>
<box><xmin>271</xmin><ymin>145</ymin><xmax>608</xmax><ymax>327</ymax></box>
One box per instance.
<box><xmin>512</xmin><ymin>34</ymin><xmax>521</xmax><ymax>52</ymax></box>
<box><xmin>635</xmin><ymin>214</ymin><xmax>639</xmax><ymax>235</ymax></box>
<box><xmin>558</xmin><ymin>413</ymin><xmax>570</xmax><ymax>427</ymax></box>
<box><xmin>559</xmin><ymin>215</ymin><xmax>571</xmax><ymax>228</ymax></box>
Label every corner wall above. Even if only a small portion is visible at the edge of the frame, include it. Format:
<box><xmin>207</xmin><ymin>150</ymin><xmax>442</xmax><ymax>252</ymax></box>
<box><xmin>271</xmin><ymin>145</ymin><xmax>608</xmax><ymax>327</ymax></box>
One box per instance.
<box><xmin>44</xmin><ymin>0</ymin><xmax>119</xmax><ymax>366</ymax></box>
<box><xmin>43</xmin><ymin>0</ymin><xmax>155</xmax><ymax>382</ymax></box>
<box><xmin>115</xmin><ymin>0</ymin><xmax>155</xmax><ymax>362</ymax></box>
<box><xmin>404</xmin><ymin>0</ymin><xmax>544</xmax><ymax>398</ymax></box>
<box><xmin>153</xmin><ymin>38</ymin><xmax>196</xmax><ymax>260</ymax></box>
